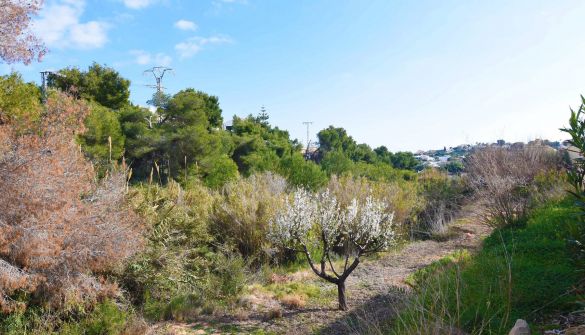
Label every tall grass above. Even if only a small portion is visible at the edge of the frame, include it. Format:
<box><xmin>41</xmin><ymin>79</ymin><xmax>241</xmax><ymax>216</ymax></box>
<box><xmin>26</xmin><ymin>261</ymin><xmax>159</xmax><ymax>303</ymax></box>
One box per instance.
<box><xmin>391</xmin><ymin>198</ymin><xmax>582</xmax><ymax>335</ymax></box>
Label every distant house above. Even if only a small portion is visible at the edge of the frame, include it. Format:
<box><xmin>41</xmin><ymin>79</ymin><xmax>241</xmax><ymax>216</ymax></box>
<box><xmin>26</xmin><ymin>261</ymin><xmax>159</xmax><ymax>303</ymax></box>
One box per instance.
<box><xmin>224</xmin><ymin>119</ymin><xmax>233</xmax><ymax>132</ymax></box>
<box><xmin>437</xmin><ymin>155</ymin><xmax>450</xmax><ymax>165</ymax></box>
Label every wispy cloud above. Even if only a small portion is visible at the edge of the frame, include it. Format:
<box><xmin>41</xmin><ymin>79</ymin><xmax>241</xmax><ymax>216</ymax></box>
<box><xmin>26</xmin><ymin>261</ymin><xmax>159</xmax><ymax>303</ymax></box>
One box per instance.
<box><xmin>33</xmin><ymin>0</ymin><xmax>109</xmax><ymax>49</ymax></box>
<box><xmin>130</xmin><ymin>50</ymin><xmax>172</xmax><ymax>66</ymax></box>
<box><xmin>174</xmin><ymin>19</ymin><xmax>198</xmax><ymax>31</ymax></box>
<box><xmin>214</xmin><ymin>0</ymin><xmax>248</xmax><ymax>4</ymax></box>
<box><xmin>175</xmin><ymin>35</ymin><xmax>232</xmax><ymax>59</ymax></box>
<box><xmin>122</xmin><ymin>0</ymin><xmax>157</xmax><ymax>9</ymax></box>
<box><xmin>210</xmin><ymin>0</ymin><xmax>248</xmax><ymax>13</ymax></box>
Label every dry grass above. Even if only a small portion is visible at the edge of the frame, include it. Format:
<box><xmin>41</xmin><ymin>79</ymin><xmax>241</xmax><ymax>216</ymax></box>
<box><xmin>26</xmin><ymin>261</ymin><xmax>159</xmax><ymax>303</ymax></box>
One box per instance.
<box><xmin>279</xmin><ymin>294</ymin><xmax>306</xmax><ymax>309</ymax></box>
<box><xmin>265</xmin><ymin>307</ymin><xmax>283</xmax><ymax>320</ymax></box>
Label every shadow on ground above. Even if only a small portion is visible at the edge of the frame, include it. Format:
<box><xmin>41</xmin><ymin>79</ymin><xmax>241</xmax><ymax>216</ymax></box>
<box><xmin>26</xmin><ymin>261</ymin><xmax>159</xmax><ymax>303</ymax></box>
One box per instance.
<box><xmin>316</xmin><ymin>288</ymin><xmax>408</xmax><ymax>335</ymax></box>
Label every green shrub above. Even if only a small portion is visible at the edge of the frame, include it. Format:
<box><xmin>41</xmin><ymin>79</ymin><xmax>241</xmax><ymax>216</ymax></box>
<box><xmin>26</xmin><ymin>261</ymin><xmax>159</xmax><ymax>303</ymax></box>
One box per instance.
<box><xmin>78</xmin><ymin>102</ymin><xmax>125</xmax><ymax>174</ymax></box>
<box><xmin>73</xmin><ymin>301</ymin><xmax>129</xmax><ymax>335</ymax></box>
<box><xmin>278</xmin><ymin>153</ymin><xmax>328</xmax><ymax>191</ymax></box>
<box><xmin>125</xmin><ymin>181</ymin><xmax>251</xmax><ymax>322</ymax></box>
<box><xmin>0</xmin><ymin>73</ymin><xmax>41</xmax><ymax>130</ymax></box>
<box><xmin>124</xmin><ymin>181</ymin><xmax>215</xmax><ymax>320</ymax></box>
<box><xmin>199</xmin><ymin>154</ymin><xmax>240</xmax><ymax>189</ymax></box>
<box><xmin>0</xmin><ymin>301</ymin><xmax>134</xmax><ymax>335</ymax></box>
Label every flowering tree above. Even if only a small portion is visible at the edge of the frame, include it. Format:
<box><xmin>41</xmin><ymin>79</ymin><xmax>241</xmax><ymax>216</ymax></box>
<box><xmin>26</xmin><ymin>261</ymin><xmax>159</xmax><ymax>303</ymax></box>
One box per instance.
<box><xmin>0</xmin><ymin>0</ymin><xmax>47</xmax><ymax>64</ymax></box>
<box><xmin>269</xmin><ymin>188</ymin><xmax>395</xmax><ymax>310</ymax></box>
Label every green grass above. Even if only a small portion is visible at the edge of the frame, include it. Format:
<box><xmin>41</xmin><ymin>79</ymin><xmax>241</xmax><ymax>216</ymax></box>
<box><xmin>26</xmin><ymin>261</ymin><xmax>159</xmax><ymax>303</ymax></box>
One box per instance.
<box><xmin>404</xmin><ymin>250</ymin><xmax>470</xmax><ymax>288</ymax></box>
<box><xmin>391</xmin><ymin>198</ymin><xmax>583</xmax><ymax>335</ymax></box>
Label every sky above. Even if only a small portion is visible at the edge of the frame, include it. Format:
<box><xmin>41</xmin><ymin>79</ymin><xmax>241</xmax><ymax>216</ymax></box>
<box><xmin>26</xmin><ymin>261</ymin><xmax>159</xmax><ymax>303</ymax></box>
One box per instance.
<box><xmin>3</xmin><ymin>0</ymin><xmax>585</xmax><ymax>152</ymax></box>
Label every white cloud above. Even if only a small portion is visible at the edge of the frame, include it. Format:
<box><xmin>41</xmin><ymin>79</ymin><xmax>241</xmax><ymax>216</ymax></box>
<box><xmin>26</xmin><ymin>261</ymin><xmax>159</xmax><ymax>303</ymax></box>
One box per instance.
<box><xmin>122</xmin><ymin>0</ymin><xmax>156</xmax><ymax>9</ymax></box>
<box><xmin>69</xmin><ymin>21</ymin><xmax>108</xmax><ymax>49</ymax></box>
<box><xmin>175</xmin><ymin>35</ymin><xmax>232</xmax><ymax>59</ymax></box>
<box><xmin>33</xmin><ymin>0</ymin><xmax>109</xmax><ymax>49</ymax></box>
<box><xmin>130</xmin><ymin>50</ymin><xmax>172</xmax><ymax>66</ymax></box>
<box><xmin>174</xmin><ymin>19</ymin><xmax>198</xmax><ymax>31</ymax></box>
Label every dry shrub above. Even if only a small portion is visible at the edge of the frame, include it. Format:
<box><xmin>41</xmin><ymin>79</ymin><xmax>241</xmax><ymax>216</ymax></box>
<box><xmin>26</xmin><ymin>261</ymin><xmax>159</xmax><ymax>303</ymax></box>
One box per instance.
<box><xmin>466</xmin><ymin>145</ymin><xmax>563</xmax><ymax>226</ymax></box>
<box><xmin>0</xmin><ymin>92</ymin><xmax>143</xmax><ymax>313</ymax></box>
<box><xmin>268</xmin><ymin>273</ymin><xmax>290</xmax><ymax>284</ymax></box>
<box><xmin>414</xmin><ymin>169</ymin><xmax>468</xmax><ymax>237</ymax></box>
<box><xmin>212</xmin><ymin>172</ymin><xmax>287</xmax><ymax>260</ymax></box>
<box><xmin>327</xmin><ymin>175</ymin><xmax>419</xmax><ymax>231</ymax></box>
<box><xmin>233</xmin><ymin>308</ymin><xmax>250</xmax><ymax>321</ymax></box>
<box><xmin>279</xmin><ymin>294</ymin><xmax>306</xmax><ymax>309</ymax></box>
<box><xmin>265</xmin><ymin>307</ymin><xmax>283</xmax><ymax>319</ymax></box>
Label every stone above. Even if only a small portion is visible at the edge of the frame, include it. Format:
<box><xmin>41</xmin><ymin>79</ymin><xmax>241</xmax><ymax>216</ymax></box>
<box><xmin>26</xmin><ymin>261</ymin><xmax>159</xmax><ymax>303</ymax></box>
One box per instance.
<box><xmin>509</xmin><ymin>319</ymin><xmax>530</xmax><ymax>335</ymax></box>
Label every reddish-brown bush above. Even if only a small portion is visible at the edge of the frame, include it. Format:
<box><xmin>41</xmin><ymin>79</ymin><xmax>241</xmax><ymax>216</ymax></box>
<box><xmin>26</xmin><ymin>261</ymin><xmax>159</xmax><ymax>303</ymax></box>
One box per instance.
<box><xmin>0</xmin><ymin>0</ymin><xmax>47</xmax><ymax>64</ymax></box>
<box><xmin>0</xmin><ymin>93</ymin><xmax>143</xmax><ymax>313</ymax></box>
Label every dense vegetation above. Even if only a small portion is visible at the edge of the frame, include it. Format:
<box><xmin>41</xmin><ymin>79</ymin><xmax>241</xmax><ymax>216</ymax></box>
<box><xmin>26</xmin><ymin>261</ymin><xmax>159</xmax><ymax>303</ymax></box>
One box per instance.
<box><xmin>1</xmin><ymin>64</ymin><xmax>582</xmax><ymax>334</ymax></box>
<box><xmin>2</xmin><ymin>4</ymin><xmax>583</xmax><ymax>334</ymax></box>
<box><xmin>0</xmin><ymin>70</ymin><xmax>463</xmax><ymax>333</ymax></box>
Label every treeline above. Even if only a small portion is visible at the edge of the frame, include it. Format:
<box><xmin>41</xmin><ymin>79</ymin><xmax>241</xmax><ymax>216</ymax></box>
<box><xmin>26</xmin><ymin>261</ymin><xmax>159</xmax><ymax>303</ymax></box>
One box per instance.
<box><xmin>1</xmin><ymin>63</ymin><xmax>419</xmax><ymax>189</ymax></box>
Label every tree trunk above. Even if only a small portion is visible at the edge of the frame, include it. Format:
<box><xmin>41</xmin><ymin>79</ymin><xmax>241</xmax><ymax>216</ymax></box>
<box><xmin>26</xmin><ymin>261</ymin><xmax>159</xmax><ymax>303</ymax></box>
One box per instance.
<box><xmin>337</xmin><ymin>280</ymin><xmax>348</xmax><ymax>311</ymax></box>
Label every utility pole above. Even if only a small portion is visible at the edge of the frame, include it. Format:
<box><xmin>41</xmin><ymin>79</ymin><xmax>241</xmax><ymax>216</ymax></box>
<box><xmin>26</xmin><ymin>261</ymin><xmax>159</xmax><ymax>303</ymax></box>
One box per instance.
<box><xmin>143</xmin><ymin>66</ymin><xmax>174</xmax><ymax>181</ymax></box>
<box><xmin>40</xmin><ymin>70</ymin><xmax>62</xmax><ymax>104</ymax></box>
<box><xmin>144</xmin><ymin>66</ymin><xmax>174</xmax><ymax>109</ymax></box>
<box><xmin>302</xmin><ymin>121</ymin><xmax>313</xmax><ymax>160</ymax></box>
<box><xmin>143</xmin><ymin>66</ymin><xmax>174</xmax><ymax>94</ymax></box>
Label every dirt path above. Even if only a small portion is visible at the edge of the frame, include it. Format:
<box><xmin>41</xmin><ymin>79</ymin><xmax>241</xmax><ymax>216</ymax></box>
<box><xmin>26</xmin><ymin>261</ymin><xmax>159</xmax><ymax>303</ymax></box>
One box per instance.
<box><xmin>152</xmin><ymin>209</ymin><xmax>492</xmax><ymax>335</ymax></box>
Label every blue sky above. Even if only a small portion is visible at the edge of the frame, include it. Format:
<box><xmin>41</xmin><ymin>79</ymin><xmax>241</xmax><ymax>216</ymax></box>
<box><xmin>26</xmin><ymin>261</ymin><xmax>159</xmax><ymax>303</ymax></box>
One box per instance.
<box><xmin>3</xmin><ymin>0</ymin><xmax>585</xmax><ymax>151</ymax></box>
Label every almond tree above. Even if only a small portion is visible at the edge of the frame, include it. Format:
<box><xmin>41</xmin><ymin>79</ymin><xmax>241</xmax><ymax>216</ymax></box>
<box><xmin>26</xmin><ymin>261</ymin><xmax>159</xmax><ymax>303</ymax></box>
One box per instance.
<box><xmin>269</xmin><ymin>189</ymin><xmax>395</xmax><ymax>310</ymax></box>
<box><xmin>0</xmin><ymin>0</ymin><xmax>46</xmax><ymax>64</ymax></box>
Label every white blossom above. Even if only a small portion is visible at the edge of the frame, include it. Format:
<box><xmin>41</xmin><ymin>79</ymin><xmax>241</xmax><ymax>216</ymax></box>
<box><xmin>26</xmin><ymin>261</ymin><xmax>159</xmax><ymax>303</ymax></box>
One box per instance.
<box><xmin>353</xmin><ymin>196</ymin><xmax>395</xmax><ymax>250</ymax></box>
<box><xmin>315</xmin><ymin>189</ymin><xmax>340</xmax><ymax>247</ymax></box>
<box><xmin>268</xmin><ymin>188</ymin><xmax>315</xmax><ymax>247</ymax></box>
<box><xmin>268</xmin><ymin>187</ymin><xmax>397</xmax><ymax>311</ymax></box>
<box><xmin>270</xmin><ymin>189</ymin><xmax>395</xmax><ymax>252</ymax></box>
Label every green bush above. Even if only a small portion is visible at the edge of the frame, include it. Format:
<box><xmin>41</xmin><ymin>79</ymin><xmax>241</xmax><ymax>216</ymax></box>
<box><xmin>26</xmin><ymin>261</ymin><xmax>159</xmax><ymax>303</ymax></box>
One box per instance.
<box><xmin>278</xmin><ymin>153</ymin><xmax>328</xmax><ymax>191</ymax></box>
<box><xmin>78</xmin><ymin>102</ymin><xmax>125</xmax><ymax>174</ymax></box>
<box><xmin>0</xmin><ymin>301</ymin><xmax>134</xmax><ymax>335</ymax></box>
<box><xmin>124</xmin><ymin>181</ymin><xmax>215</xmax><ymax>320</ymax></box>
<box><xmin>199</xmin><ymin>154</ymin><xmax>240</xmax><ymax>189</ymax></box>
<box><xmin>0</xmin><ymin>73</ymin><xmax>41</xmax><ymax>130</ymax></box>
<box><xmin>124</xmin><ymin>181</ymin><xmax>251</xmax><ymax>322</ymax></box>
<box><xmin>392</xmin><ymin>198</ymin><xmax>582</xmax><ymax>334</ymax></box>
